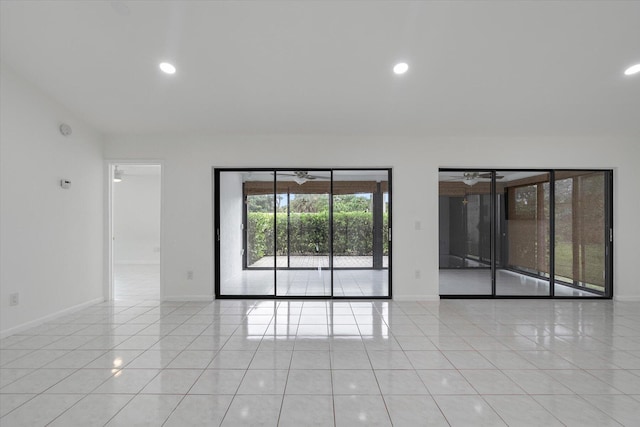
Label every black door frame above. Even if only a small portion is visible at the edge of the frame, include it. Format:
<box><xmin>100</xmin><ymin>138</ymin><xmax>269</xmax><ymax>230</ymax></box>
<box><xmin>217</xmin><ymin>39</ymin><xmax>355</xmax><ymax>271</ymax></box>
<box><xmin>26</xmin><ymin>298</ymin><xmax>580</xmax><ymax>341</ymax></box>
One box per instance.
<box><xmin>214</xmin><ymin>167</ymin><xmax>392</xmax><ymax>299</ymax></box>
<box><xmin>439</xmin><ymin>168</ymin><xmax>613</xmax><ymax>299</ymax></box>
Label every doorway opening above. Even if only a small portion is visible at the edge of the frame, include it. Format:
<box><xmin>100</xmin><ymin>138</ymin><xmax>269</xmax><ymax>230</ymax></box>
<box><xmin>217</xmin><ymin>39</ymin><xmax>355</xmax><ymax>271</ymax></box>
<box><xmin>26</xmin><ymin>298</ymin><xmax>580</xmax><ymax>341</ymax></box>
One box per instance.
<box><xmin>109</xmin><ymin>163</ymin><xmax>162</xmax><ymax>301</ymax></box>
<box><xmin>214</xmin><ymin>168</ymin><xmax>392</xmax><ymax>299</ymax></box>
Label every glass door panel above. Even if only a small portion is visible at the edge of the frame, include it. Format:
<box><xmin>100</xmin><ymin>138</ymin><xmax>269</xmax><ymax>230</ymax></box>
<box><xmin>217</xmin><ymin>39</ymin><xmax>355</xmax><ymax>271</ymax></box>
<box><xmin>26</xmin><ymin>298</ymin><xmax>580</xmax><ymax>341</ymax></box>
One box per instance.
<box><xmin>554</xmin><ymin>171</ymin><xmax>610</xmax><ymax>297</ymax></box>
<box><xmin>438</xmin><ymin>168</ymin><xmax>611</xmax><ymax>299</ymax></box>
<box><xmin>333</xmin><ymin>170</ymin><xmax>389</xmax><ymax>297</ymax></box>
<box><xmin>495</xmin><ymin>171</ymin><xmax>551</xmax><ymax>296</ymax></box>
<box><xmin>439</xmin><ymin>171</ymin><xmax>492</xmax><ymax>295</ymax></box>
<box><xmin>217</xmin><ymin>168</ymin><xmax>392</xmax><ymax>299</ymax></box>
<box><xmin>220</xmin><ymin>171</ymin><xmax>275</xmax><ymax>296</ymax></box>
<box><xmin>276</xmin><ymin>170</ymin><xmax>331</xmax><ymax>296</ymax></box>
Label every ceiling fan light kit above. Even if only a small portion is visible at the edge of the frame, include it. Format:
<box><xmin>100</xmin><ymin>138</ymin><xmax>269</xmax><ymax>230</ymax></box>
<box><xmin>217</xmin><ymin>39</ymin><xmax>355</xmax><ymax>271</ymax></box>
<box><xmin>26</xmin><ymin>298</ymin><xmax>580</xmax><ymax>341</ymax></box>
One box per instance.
<box><xmin>441</xmin><ymin>171</ymin><xmax>505</xmax><ymax>186</ymax></box>
<box><xmin>276</xmin><ymin>171</ymin><xmax>330</xmax><ymax>185</ymax></box>
<box><xmin>463</xmin><ymin>172</ymin><xmax>479</xmax><ymax>186</ymax></box>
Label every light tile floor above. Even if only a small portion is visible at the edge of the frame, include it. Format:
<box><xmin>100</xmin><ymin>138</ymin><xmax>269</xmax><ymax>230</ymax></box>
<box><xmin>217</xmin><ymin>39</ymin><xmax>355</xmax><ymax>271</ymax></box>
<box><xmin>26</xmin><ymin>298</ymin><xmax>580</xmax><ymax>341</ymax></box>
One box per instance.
<box><xmin>2</xmin><ymin>299</ymin><xmax>640</xmax><ymax>426</ymax></box>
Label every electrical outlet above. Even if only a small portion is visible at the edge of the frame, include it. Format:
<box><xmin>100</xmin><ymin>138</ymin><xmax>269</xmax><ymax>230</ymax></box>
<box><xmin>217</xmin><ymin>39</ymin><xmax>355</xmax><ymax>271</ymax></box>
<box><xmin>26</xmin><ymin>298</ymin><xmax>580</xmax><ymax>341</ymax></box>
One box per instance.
<box><xmin>414</xmin><ymin>270</ymin><xmax>421</xmax><ymax>279</ymax></box>
<box><xmin>187</xmin><ymin>271</ymin><xmax>193</xmax><ymax>280</ymax></box>
<box><xmin>9</xmin><ymin>293</ymin><xmax>19</xmax><ymax>306</ymax></box>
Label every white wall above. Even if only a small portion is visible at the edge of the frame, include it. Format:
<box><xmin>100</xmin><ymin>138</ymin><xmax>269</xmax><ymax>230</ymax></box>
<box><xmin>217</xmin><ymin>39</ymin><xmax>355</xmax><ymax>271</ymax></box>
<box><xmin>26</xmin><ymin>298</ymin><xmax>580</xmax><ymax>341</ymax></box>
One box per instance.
<box><xmin>104</xmin><ymin>135</ymin><xmax>640</xmax><ymax>301</ymax></box>
<box><xmin>1</xmin><ymin>63</ymin><xmax>104</xmax><ymax>335</ymax></box>
<box><xmin>113</xmin><ymin>173</ymin><xmax>161</xmax><ymax>264</ymax></box>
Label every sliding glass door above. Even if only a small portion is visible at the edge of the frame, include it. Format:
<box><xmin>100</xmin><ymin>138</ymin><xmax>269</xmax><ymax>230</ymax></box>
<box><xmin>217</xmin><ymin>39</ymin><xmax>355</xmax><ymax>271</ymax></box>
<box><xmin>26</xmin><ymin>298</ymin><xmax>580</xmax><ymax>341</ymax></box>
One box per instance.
<box><xmin>333</xmin><ymin>170</ymin><xmax>390</xmax><ymax>297</ymax></box>
<box><xmin>495</xmin><ymin>171</ymin><xmax>551</xmax><ymax>296</ymax></box>
<box><xmin>215</xmin><ymin>168</ymin><xmax>391</xmax><ymax>299</ymax></box>
<box><xmin>439</xmin><ymin>169</ymin><xmax>612</xmax><ymax>298</ymax></box>
<box><xmin>276</xmin><ymin>170</ymin><xmax>332</xmax><ymax>297</ymax></box>
<box><xmin>554</xmin><ymin>171</ymin><xmax>611</xmax><ymax>296</ymax></box>
<box><xmin>438</xmin><ymin>171</ymin><xmax>493</xmax><ymax>295</ymax></box>
<box><xmin>219</xmin><ymin>171</ymin><xmax>275</xmax><ymax>296</ymax></box>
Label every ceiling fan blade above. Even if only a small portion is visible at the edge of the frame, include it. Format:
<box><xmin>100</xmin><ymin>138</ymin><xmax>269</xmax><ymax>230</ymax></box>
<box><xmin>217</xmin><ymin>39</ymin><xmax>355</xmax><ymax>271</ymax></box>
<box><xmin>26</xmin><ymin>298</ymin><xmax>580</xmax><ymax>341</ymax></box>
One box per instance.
<box><xmin>476</xmin><ymin>172</ymin><xmax>505</xmax><ymax>179</ymax></box>
<box><xmin>256</xmin><ymin>172</ymin><xmax>331</xmax><ymax>180</ymax></box>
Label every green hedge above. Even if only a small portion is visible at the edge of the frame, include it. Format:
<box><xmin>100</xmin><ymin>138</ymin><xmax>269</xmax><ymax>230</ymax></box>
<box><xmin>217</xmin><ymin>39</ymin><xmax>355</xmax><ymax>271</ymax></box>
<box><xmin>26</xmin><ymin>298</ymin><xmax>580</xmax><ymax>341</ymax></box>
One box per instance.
<box><xmin>247</xmin><ymin>212</ymin><xmax>388</xmax><ymax>265</ymax></box>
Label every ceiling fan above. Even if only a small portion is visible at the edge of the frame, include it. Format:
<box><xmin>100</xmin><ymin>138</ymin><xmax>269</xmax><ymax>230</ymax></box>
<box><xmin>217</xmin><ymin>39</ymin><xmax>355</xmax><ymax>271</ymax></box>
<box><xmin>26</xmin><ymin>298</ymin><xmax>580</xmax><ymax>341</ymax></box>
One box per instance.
<box><xmin>441</xmin><ymin>172</ymin><xmax>504</xmax><ymax>186</ymax></box>
<box><xmin>277</xmin><ymin>171</ymin><xmax>329</xmax><ymax>185</ymax></box>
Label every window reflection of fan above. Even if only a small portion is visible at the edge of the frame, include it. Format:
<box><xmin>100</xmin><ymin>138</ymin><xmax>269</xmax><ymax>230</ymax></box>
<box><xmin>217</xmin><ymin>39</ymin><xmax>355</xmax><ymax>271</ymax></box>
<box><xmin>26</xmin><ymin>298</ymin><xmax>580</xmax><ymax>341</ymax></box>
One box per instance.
<box><xmin>277</xmin><ymin>171</ymin><xmax>330</xmax><ymax>185</ymax></box>
<box><xmin>441</xmin><ymin>172</ymin><xmax>504</xmax><ymax>186</ymax></box>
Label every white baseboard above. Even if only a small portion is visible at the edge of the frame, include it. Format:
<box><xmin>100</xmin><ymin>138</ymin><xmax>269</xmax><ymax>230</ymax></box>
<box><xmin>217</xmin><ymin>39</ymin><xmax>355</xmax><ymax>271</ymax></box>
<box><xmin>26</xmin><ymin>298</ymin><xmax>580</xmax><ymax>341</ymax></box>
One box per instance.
<box><xmin>614</xmin><ymin>296</ymin><xmax>640</xmax><ymax>302</ymax></box>
<box><xmin>393</xmin><ymin>295</ymin><xmax>440</xmax><ymax>302</ymax></box>
<box><xmin>163</xmin><ymin>295</ymin><xmax>214</xmax><ymax>302</ymax></box>
<box><xmin>0</xmin><ymin>297</ymin><xmax>105</xmax><ymax>339</ymax></box>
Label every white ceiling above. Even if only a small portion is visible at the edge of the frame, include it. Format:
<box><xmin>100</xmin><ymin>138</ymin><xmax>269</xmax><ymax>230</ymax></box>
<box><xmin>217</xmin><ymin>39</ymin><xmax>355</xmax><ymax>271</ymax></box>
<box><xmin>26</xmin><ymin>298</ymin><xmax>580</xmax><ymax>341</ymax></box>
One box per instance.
<box><xmin>1</xmin><ymin>1</ymin><xmax>639</xmax><ymax>137</ymax></box>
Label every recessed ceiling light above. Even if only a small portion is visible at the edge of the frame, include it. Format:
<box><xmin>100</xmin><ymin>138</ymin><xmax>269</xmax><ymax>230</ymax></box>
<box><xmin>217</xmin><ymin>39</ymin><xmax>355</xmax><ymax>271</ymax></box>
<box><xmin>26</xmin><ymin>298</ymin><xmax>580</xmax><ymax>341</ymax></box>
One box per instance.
<box><xmin>393</xmin><ymin>62</ymin><xmax>409</xmax><ymax>75</ymax></box>
<box><xmin>159</xmin><ymin>62</ymin><xmax>176</xmax><ymax>75</ymax></box>
<box><xmin>624</xmin><ymin>63</ymin><xmax>640</xmax><ymax>76</ymax></box>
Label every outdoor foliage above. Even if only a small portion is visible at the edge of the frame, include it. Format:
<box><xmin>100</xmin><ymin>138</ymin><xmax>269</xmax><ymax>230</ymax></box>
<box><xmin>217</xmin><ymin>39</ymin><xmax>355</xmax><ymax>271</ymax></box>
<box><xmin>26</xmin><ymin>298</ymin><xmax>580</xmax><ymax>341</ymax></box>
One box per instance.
<box><xmin>247</xmin><ymin>212</ymin><xmax>389</xmax><ymax>265</ymax></box>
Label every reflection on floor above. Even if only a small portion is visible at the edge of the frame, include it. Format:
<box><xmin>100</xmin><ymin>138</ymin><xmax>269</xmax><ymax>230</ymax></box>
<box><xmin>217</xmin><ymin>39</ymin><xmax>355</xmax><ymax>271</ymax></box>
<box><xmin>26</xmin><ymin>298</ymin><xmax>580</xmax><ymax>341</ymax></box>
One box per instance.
<box><xmin>221</xmin><ymin>269</ymin><xmax>389</xmax><ymax>297</ymax></box>
<box><xmin>2</xmin><ymin>299</ymin><xmax>639</xmax><ymax>426</ymax></box>
<box><xmin>439</xmin><ymin>269</ymin><xmax>599</xmax><ymax>297</ymax></box>
<box><xmin>114</xmin><ymin>264</ymin><xmax>160</xmax><ymax>301</ymax></box>
<box><xmin>333</xmin><ymin>270</ymin><xmax>388</xmax><ymax>297</ymax></box>
<box><xmin>250</xmin><ymin>255</ymin><xmax>389</xmax><ymax>268</ymax></box>
<box><xmin>439</xmin><ymin>255</ymin><xmax>485</xmax><ymax>268</ymax></box>
<box><xmin>439</xmin><ymin>269</ymin><xmax>492</xmax><ymax>295</ymax></box>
